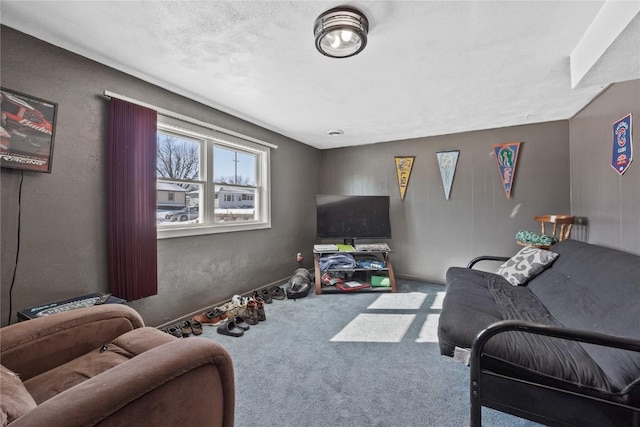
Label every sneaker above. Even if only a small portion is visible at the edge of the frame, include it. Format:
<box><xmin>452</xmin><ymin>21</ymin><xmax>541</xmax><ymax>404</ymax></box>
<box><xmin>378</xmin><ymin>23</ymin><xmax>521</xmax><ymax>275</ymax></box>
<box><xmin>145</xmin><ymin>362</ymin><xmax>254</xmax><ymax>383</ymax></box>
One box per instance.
<box><xmin>162</xmin><ymin>324</ymin><xmax>183</xmax><ymax>338</ymax></box>
<box><xmin>255</xmin><ymin>297</ymin><xmax>266</xmax><ymax>321</ymax></box>
<box><xmin>193</xmin><ymin>308</ymin><xmax>227</xmax><ymax>326</ymax></box>
<box><xmin>191</xmin><ymin>319</ymin><xmax>203</xmax><ymax>335</ymax></box>
<box><xmin>270</xmin><ymin>286</ymin><xmax>285</xmax><ymax>300</ymax></box>
<box><xmin>181</xmin><ymin>320</ymin><xmax>193</xmax><ymax>337</ymax></box>
<box><xmin>259</xmin><ymin>289</ymin><xmax>273</xmax><ymax>304</ymax></box>
<box><xmin>219</xmin><ymin>301</ymin><xmax>240</xmax><ymax>318</ymax></box>
<box><xmin>232</xmin><ymin>294</ymin><xmax>249</xmax><ymax>307</ymax></box>
<box><xmin>244</xmin><ymin>299</ymin><xmax>260</xmax><ymax>325</ymax></box>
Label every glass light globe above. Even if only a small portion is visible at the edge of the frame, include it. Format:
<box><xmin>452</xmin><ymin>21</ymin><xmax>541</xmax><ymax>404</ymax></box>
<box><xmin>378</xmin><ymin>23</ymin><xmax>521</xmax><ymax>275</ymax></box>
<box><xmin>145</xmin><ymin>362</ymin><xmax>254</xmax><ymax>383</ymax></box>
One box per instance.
<box><xmin>314</xmin><ymin>7</ymin><xmax>368</xmax><ymax>58</ymax></box>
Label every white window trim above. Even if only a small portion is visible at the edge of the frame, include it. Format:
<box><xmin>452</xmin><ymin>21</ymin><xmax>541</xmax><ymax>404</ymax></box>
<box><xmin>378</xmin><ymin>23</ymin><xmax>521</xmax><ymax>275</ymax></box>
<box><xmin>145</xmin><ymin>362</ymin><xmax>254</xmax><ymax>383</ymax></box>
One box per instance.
<box><xmin>103</xmin><ymin>91</ymin><xmax>278</xmax><ymax>150</ymax></box>
<box><xmin>157</xmin><ymin>116</ymin><xmax>271</xmax><ymax>239</ymax></box>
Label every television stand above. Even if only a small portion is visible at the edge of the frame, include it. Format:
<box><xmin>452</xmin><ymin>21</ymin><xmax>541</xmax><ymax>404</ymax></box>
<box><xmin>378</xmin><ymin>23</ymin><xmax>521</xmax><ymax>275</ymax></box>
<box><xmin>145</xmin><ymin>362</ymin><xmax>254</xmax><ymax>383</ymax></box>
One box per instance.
<box><xmin>312</xmin><ymin>245</ymin><xmax>396</xmax><ymax>295</ymax></box>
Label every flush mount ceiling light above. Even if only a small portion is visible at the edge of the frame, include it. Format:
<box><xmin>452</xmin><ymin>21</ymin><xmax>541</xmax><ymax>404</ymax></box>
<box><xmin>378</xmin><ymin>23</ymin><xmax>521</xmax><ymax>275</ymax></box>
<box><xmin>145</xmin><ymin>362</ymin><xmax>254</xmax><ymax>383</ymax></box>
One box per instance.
<box><xmin>314</xmin><ymin>6</ymin><xmax>369</xmax><ymax>58</ymax></box>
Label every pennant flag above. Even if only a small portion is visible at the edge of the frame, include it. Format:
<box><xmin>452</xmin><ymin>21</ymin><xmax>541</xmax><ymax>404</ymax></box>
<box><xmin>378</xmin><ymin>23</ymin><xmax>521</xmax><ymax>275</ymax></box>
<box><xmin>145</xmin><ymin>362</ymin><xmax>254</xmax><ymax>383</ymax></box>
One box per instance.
<box><xmin>395</xmin><ymin>156</ymin><xmax>415</xmax><ymax>201</ymax></box>
<box><xmin>493</xmin><ymin>142</ymin><xmax>521</xmax><ymax>199</ymax></box>
<box><xmin>612</xmin><ymin>114</ymin><xmax>633</xmax><ymax>175</ymax></box>
<box><xmin>436</xmin><ymin>150</ymin><xmax>459</xmax><ymax>200</ymax></box>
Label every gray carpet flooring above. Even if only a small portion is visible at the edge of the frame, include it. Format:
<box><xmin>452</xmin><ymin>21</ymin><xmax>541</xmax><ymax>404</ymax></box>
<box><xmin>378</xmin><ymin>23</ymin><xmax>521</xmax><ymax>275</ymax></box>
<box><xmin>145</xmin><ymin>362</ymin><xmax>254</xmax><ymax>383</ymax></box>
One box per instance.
<box><xmin>196</xmin><ymin>280</ymin><xmax>543</xmax><ymax>427</ymax></box>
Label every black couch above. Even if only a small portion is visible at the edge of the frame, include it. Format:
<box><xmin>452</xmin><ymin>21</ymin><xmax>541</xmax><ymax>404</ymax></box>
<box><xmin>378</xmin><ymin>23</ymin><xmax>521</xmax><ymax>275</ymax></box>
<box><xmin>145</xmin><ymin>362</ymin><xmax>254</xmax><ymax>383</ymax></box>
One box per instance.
<box><xmin>438</xmin><ymin>239</ymin><xmax>640</xmax><ymax>427</ymax></box>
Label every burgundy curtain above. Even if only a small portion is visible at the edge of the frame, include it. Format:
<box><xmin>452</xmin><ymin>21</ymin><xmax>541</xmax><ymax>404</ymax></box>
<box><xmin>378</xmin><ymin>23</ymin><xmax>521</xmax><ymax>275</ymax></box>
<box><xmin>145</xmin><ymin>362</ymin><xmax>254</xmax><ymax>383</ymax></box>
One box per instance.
<box><xmin>107</xmin><ymin>98</ymin><xmax>158</xmax><ymax>301</ymax></box>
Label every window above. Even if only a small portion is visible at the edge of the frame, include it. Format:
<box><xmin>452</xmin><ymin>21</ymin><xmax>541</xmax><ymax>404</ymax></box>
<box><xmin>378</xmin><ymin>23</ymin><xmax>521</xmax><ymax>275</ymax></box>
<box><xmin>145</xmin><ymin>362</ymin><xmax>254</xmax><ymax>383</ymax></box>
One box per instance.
<box><xmin>156</xmin><ymin>116</ymin><xmax>271</xmax><ymax>238</ymax></box>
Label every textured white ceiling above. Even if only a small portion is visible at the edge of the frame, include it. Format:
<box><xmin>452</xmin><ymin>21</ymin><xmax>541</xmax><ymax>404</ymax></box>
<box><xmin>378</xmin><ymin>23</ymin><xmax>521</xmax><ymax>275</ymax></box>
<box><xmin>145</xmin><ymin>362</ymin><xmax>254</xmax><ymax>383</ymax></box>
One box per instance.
<box><xmin>1</xmin><ymin>1</ymin><xmax>638</xmax><ymax>149</ymax></box>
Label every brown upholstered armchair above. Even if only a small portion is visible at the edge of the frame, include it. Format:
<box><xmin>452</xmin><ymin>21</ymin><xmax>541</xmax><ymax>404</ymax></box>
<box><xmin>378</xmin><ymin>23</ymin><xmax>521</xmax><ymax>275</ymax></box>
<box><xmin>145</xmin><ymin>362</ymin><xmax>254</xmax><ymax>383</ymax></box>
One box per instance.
<box><xmin>0</xmin><ymin>304</ymin><xmax>234</xmax><ymax>426</ymax></box>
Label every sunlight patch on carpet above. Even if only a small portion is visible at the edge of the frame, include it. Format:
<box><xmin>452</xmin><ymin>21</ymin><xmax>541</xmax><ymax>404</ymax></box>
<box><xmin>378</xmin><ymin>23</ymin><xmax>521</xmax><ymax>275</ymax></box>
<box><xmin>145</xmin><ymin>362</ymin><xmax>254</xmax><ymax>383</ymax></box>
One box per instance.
<box><xmin>366</xmin><ymin>292</ymin><xmax>427</xmax><ymax>310</ymax></box>
<box><xmin>330</xmin><ymin>314</ymin><xmax>416</xmax><ymax>343</ymax></box>
<box><xmin>416</xmin><ymin>313</ymin><xmax>440</xmax><ymax>343</ymax></box>
<box><xmin>431</xmin><ymin>292</ymin><xmax>446</xmax><ymax>309</ymax></box>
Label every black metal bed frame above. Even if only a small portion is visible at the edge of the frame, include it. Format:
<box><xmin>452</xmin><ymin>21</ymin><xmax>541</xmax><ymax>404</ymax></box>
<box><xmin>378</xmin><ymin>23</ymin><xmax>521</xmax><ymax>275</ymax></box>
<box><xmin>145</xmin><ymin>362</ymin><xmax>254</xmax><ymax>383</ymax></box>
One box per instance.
<box><xmin>465</xmin><ymin>255</ymin><xmax>640</xmax><ymax>427</ymax></box>
<box><xmin>470</xmin><ymin>321</ymin><xmax>640</xmax><ymax>426</ymax></box>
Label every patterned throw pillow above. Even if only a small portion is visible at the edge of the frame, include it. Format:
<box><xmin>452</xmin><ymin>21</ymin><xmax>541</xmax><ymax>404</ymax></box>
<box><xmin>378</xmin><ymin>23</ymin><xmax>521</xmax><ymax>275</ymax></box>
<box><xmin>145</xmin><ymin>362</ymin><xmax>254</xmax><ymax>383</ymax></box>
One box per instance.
<box><xmin>497</xmin><ymin>246</ymin><xmax>559</xmax><ymax>286</ymax></box>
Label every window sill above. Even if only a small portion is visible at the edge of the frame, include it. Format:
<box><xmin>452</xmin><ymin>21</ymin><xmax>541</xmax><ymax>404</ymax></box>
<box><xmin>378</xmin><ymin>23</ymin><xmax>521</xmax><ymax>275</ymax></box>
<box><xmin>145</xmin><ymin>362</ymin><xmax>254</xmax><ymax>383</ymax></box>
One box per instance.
<box><xmin>157</xmin><ymin>221</ymin><xmax>270</xmax><ymax>239</ymax></box>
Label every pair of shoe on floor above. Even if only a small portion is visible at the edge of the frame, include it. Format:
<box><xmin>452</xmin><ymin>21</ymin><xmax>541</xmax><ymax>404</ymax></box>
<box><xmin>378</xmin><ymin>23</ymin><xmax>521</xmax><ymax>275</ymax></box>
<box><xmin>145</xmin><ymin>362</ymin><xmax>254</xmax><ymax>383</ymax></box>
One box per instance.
<box><xmin>217</xmin><ymin>315</ymin><xmax>252</xmax><ymax>337</ymax></box>
<box><xmin>162</xmin><ymin>319</ymin><xmax>203</xmax><ymax>338</ymax></box>
<box><xmin>218</xmin><ymin>300</ymin><xmax>268</xmax><ymax>338</ymax></box>
<box><xmin>194</xmin><ymin>293</ymin><xmax>268</xmax><ymax>326</ymax></box>
<box><xmin>255</xmin><ymin>286</ymin><xmax>285</xmax><ymax>304</ymax></box>
<box><xmin>241</xmin><ymin>298</ymin><xmax>266</xmax><ymax>324</ymax></box>
<box><xmin>192</xmin><ymin>307</ymin><xmax>229</xmax><ymax>326</ymax></box>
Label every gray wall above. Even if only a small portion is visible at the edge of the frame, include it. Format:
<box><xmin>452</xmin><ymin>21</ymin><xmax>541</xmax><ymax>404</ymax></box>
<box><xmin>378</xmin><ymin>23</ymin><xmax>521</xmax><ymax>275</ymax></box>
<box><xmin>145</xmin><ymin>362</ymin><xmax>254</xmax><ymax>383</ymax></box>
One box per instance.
<box><xmin>0</xmin><ymin>26</ymin><xmax>321</xmax><ymax>327</ymax></box>
<box><xmin>321</xmin><ymin>121</ymin><xmax>571</xmax><ymax>283</ymax></box>
<box><xmin>569</xmin><ymin>80</ymin><xmax>640</xmax><ymax>254</ymax></box>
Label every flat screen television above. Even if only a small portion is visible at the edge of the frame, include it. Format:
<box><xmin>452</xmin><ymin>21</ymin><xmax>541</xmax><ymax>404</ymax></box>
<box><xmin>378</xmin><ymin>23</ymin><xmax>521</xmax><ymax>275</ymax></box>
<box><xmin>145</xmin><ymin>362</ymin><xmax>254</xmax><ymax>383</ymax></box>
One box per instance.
<box><xmin>316</xmin><ymin>195</ymin><xmax>391</xmax><ymax>244</ymax></box>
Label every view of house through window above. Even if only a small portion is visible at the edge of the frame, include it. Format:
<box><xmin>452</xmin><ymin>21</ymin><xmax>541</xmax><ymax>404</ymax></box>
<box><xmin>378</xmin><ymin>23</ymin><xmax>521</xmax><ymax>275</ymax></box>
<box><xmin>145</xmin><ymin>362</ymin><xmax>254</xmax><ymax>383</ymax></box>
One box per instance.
<box><xmin>213</xmin><ymin>146</ymin><xmax>257</xmax><ymax>223</ymax></box>
<box><xmin>156</xmin><ymin>118</ymin><xmax>270</xmax><ymax>237</ymax></box>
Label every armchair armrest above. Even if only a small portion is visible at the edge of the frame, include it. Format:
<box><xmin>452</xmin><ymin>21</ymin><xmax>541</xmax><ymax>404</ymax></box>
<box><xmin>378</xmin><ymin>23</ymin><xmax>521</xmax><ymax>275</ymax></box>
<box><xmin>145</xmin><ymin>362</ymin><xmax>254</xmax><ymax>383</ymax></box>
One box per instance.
<box><xmin>10</xmin><ymin>338</ymin><xmax>235</xmax><ymax>427</ymax></box>
<box><xmin>466</xmin><ymin>256</ymin><xmax>510</xmax><ymax>269</ymax></box>
<box><xmin>0</xmin><ymin>304</ymin><xmax>144</xmax><ymax>380</ymax></box>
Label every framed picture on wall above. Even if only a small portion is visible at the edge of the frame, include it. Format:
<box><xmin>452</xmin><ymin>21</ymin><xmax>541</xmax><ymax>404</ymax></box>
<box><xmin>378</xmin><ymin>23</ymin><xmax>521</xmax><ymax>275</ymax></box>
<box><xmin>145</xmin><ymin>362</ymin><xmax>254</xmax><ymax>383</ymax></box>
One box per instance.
<box><xmin>1</xmin><ymin>87</ymin><xmax>58</xmax><ymax>173</ymax></box>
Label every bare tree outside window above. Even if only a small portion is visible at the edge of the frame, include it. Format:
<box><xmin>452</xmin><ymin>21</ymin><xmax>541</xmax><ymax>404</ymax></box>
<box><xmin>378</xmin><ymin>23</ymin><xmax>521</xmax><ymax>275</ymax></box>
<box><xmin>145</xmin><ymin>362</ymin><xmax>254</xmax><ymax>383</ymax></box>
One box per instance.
<box><xmin>157</xmin><ymin>133</ymin><xmax>200</xmax><ymax>184</ymax></box>
<box><xmin>215</xmin><ymin>175</ymin><xmax>252</xmax><ymax>185</ymax></box>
